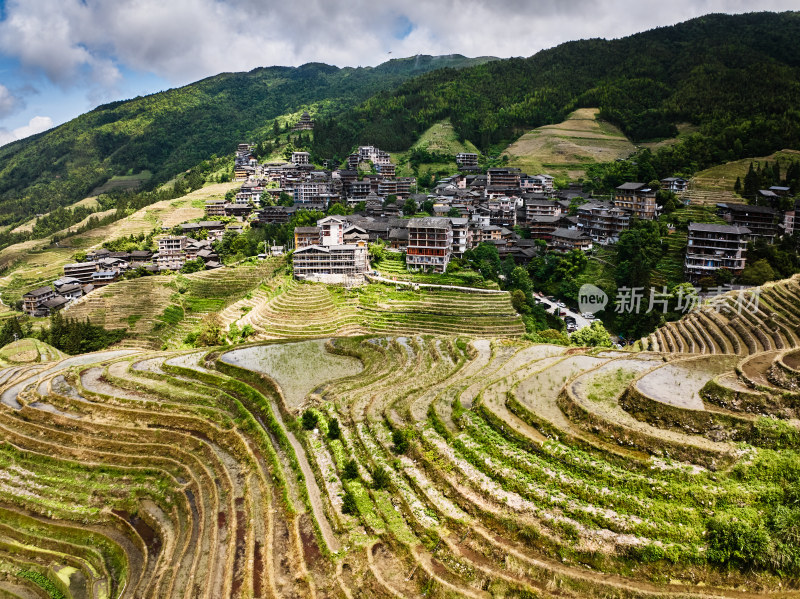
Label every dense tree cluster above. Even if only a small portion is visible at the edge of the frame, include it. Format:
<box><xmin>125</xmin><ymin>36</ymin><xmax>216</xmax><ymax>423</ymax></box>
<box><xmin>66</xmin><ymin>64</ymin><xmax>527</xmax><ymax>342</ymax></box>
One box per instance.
<box><xmin>40</xmin><ymin>312</ymin><xmax>126</xmax><ymax>355</ymax></box>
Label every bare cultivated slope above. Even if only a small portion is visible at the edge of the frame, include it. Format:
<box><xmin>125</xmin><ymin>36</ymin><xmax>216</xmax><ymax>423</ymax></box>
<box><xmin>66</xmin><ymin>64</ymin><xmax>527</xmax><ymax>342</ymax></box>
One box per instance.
<box><xmin>502</xmin><ymin>108</ymin><xmax>636</xmax><ymax>178</ymax></box>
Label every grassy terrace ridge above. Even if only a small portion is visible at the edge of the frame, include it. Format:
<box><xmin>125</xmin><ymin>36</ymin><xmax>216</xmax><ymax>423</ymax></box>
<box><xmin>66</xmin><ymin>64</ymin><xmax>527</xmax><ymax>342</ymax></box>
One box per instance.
<box><xmin>3</xmin><ymin>300</ymin><xmax>800</xmax><ymax>597</ymax></box>
<box><xmin>226</xmin><ymin>273</ymin><xmax>524</xmax><ymax>343</ymax></box>
<box><xmin>502</xmin><ymin>108</ymin><xmax>635</xmax><ymax>179</ymax></box>
<box><xmin>374</xmin><ymin>251</ymin><xmax>498</xmax><ymax>288</ymax></box>
<box><xmin>65</xmin><ymin>258</ymin><xmax>285</xmax><ymax>349</ymax></box>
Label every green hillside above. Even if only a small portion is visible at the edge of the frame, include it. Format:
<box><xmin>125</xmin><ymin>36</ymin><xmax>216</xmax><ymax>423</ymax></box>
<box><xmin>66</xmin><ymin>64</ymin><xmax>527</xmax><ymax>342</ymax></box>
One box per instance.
<box><xmin>313</xmin><ymin>12</ymin><xmax>800</xmax><ymax>178</ymax></box>
<box><xmin>0</xmin><ymin>55</ymin><xmax>492</xmax><ymax>228</ymax></box>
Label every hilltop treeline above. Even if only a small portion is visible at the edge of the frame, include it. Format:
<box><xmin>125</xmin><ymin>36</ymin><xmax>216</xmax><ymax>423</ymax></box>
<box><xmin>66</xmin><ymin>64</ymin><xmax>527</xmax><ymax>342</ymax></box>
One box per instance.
<box><xmin>313</xmin><ymin>11</ymin><xmax>800</xmax><ymax>176</ymax></box>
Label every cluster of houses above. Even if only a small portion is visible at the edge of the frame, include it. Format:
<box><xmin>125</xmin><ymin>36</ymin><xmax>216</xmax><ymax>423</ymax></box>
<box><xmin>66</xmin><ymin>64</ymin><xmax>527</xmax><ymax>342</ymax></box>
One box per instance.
<box><xmin>227</xmin><ymin>144</ymin><xmax>418</xmax><ymax>223</ymax></box>
<box><xmin>684</xmin><ymin>187</ymin><xmax>799</xmax><ymax>281</ymax></box>
<box><xmin>21</xmin><ymin>229</ymin><xmax>227</xmax><ymax>317</ymax></box>
<box><xmin>22</xmin><ymin>137</ymin><xmax>799</xmax><ymax>314</ymax></box>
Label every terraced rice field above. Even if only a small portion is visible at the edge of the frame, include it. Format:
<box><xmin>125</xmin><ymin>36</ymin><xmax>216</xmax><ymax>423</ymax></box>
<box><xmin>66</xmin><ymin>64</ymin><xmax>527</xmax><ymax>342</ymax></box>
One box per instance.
<box><xmin>229</xmin><ymin>278</ymin><xmax>525</xmax><ymax>341</ymax></box>
<box><xmin>65</xmin><ymin>260</ymin><xmax>285</xmax><ymax>349</ymax></box>
<box><xmin>502</xmin><ymin>108</ymin><xmax>636</xmax><ymax>178</ymax></box>
<box><xmin>642</xmin><ymin>275</ymin><xmax>800</xmax><ymax>358</ymax></box>
<box><xmin>2</xmin><ymin>321</ymin><xmax>800</xmax><ymax>597</ymax></box>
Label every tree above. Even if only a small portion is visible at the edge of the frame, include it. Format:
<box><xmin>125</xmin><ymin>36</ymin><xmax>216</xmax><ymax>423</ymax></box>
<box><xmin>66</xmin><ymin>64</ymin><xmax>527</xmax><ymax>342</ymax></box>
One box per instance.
<box><xmin>510</xmin><ymin>289</ymin><xmax>527</xmax><ymax>313</ymax></box>
<box><xmin>278</xmin><ymin>192</ymin><xmax>294</xmax><ymax>207</ymax></box>
<box><xmin>368</xmin><ymin>241</ymin><xmax>386</xmax><ymax>262</ymax></box>
<box><xmin>302</xmin><ymin>409</ymin><xmax>318</xmax><ymax>430</ymax></box>
<box><xmin>740</xmin><ymin>259</ymin><xmax>776</xmax><ymax>286</ymax></box>
<box><xmin>447</xmin><ymin>207</ymin><xmax>461</xmax><ymax>217</ymax></box>
<box><xmin>327</xmin><ymin>418</ymin><xmax>341</xmax><ymax>440</ymax></box>
<box><xmin>421</xmin><ymin>200</ymin><xmax>435</xmax><ymax>215</ymax></box>
<box><xmin>392</xmin><ymin>428</ymin><xmax>409</xmax><ymax>453</ymax></box>
<box><xmin>402</xmin><ymin>197</ymin><xmax>417</xmax><ymax>216</ymax></box>
<box><xmin>371</xmin><ymin>466</ymin><xmax>390</xmax><ymax>489</ymax></box>
<box><xmin>326</xmin><ymin>202</ymin><xmax>350</xmax><ymax>216</ymax></box>
<box><xmin>195</xmin><ymin>314</ymin><xmax>224</xmax><ymax>346</ymax></box>
<box><xmin>180</xmin><ymin>258</ymin><xmax>206</xmax><ymax>274</ymax></box>
<box><xmin>615</xmin><ymin>222</ymin><xmax>663</xmax><ymax>289</ymax></box>
<box><xmin>743</xmin><ymin>162</ymin><xmax>760</xmax><ymax>199</ymax></box>
<box><xmin>570</xmin><ymin>321</ymin><xmax>613</xmax><ymax>347</ymax></box>
<box><xmin>343</xmin><ymin>459</ymin><xmax>359</xmax><ymax>480</ymax></box>
<box><xmin>341</xmin><ymin>489</ymin><xmax>358</xmax><ymax>514</ymax></box>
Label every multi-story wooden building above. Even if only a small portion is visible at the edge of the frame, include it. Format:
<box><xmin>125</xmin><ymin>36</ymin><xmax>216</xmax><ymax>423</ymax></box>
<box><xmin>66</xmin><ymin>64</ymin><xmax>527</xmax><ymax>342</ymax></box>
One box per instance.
<box><xmin>291</xmin><ymin>151</ymin><xmax>310</xmax><ymax>166</ymax></box>
<box><xmin>524</xmin><ymin>196</ymin><xmax>561</xmax><ymax>221</ymax></box>
<box><xmin>455</xmin><ymin>152</ymin><xmax>479</xmax><ymax>170</ymax></box>
<box><xmin>292</xmin><ymin>242</ymin><xmax>369</xmax><ymax>283</ymax></box>
<box><xmin>613</xmin><ymin>182</ymin><xmax>657</xmax><ymax>220</ymax></box>
<box><xmin>292</xmin><ymin>111</ymin><xmax>314</xmax><ymax>131</ymax></box>
<box><xmin>23</xmin><ymin>286</ymin><xmax>56</xmax><ymax>316</ymax></box>
<box><xmin>406</xmin><ymin>217</ymin><xmax>453</xmax><ymax>273</ymax></box>
<box><xmin>577</xmin><ymin>202</ymin><xmax>631</xmax><ymax>242</ymax></box>
<box><xmin>550</xmin><ymin>228</ymin><xmax>593</xmax><ymax>252</ymax></box>
<box><xmin>294</xmin><ymin>226</ymin><xmax>321</xmax><ymax>249</ymax></box>
<box><xmin>63</xmin><ymin>261</ymin><xmax>99</xmax><ymax>284</ymax></box>
<box><xmin>487</xmin><ymin>168</ymin><xmax>522</xmax><ymax>188</ymax></box>
<box><xmin>156</xmin><ymin>236</ymin><xmax>188</xmax><ymax>271</ymax></box>
<box><xmin>660</xmin><ymin>177</ymin><xmax>689</xmax><ymax>193</ymax></box>
<box><xmin>716</xmin><ymin>202</ymin><xmax>778</xmax><ymax>241</ymax></box>
<box><xmin>685</xmin><ymin>223</ymin><xmax>750</xmax><ymax>280</ymax></box>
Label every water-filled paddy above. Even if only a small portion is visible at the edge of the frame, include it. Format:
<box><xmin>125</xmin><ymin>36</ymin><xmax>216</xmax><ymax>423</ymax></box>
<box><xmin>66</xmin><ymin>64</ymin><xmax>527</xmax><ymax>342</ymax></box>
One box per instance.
<box><xmin>220</xmin><ymin>339</ymin><xmax>363</xmax><ymax>410</ymax></box>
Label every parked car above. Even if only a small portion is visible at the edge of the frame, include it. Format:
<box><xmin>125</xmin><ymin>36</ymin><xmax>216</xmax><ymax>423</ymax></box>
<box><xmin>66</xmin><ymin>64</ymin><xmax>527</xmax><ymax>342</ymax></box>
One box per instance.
<box><xmin>567</xmin><ymin>323</ymin><xmax>578</xmax><ymax>332</ymax></box>
<box><xmin>582</xmin><ymin>312</ymin><xmax>595</xmax><ymax>320</ymax></box>
<box><xmin>557</xmin><ymin>301</ymin><xmax>566</xmax><ymax>308</ymax></box>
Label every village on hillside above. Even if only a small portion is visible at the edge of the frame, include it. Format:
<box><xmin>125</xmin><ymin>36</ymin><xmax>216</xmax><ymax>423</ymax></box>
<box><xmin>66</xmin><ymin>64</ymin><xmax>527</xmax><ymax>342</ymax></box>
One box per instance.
<box><xmin>19</xmin><ymin>113</ymin><xmax>800</xmax><ymax>321</ymax></box>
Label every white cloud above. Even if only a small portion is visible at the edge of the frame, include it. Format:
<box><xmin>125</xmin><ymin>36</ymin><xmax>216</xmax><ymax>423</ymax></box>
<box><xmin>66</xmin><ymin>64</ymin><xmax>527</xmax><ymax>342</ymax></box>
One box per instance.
<box><xmin>0</xmin><ymin>84</ymin><xmax>19</xmax><ymax>118</ymax></box>
<box><xmin>0</xmin><ymin>0</ymin><xmax>798</xmax><ymax>97</ymax></box>
<box><xmin>0</xmin><ymin>116</ymin><xmax>54</xmax><ymax>146</ymax></box>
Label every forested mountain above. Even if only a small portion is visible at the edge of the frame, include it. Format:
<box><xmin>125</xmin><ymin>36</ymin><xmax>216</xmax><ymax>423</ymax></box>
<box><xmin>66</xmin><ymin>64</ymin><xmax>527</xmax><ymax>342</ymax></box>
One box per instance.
<box><xmin>0</xmin><ymin>54</ymin><xmax>491</xmax><ymax>226</ymax></box>
<box><xmin>312</xmin><ymin>11</ymin><xmax>800</xmax><ymax>177</ymax></box>
<box><xmin>3</xmin><ymin>11</ymin><xmax>800</xmax><ymax>231</ymax></box>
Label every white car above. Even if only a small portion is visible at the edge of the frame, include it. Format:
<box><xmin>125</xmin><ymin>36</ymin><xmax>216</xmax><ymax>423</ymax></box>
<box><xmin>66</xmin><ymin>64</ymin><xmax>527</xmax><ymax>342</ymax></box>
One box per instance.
<box><xmin>557</xmin><ymin>301</ymin><xmax>566</xmax><ymax>308</ymax></box>
<box><xmin>582</xmin><ymin>312</ymin><xmax>595</xmax><ymax>320</ymax></box>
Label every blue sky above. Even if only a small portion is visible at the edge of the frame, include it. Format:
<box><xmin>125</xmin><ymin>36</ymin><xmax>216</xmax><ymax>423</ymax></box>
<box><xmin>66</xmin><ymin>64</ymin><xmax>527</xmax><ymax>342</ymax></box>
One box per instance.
<box><xmin>0</xmin><ymin>0</ymin><xmax>798</xmax><ymax>145</ymax></box>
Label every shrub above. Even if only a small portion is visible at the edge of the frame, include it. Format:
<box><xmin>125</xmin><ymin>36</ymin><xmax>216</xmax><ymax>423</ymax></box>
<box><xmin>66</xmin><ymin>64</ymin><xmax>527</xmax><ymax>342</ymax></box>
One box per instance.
<box><xmin>706</xmin><ymin>515</ymin><xmax>769</xmax><ymax>570</ymax></box>
<box><xmin>341</xmin><ymin>489</ymin><xmax>357</xmax><ymax>515</ymax></box>
<box><xmin>343</xmin><ymin>459</ymin><xmax>359</xmax><ymax>480</ymax></box>
<box><xmin>371</xmin><ymin>465</ymin><xmax>390</xmax><ymax>489</ymax></box>
<box><xmin>301</xmin><ymin>409</ymin><xmax>318</xmax><ymax>430</ymax></box>
<box><xmin>392</xmin><ymin>428</ymin><xmax>409</xmax><ymax>454</ymax></box>
<box><xmin>327</xmin><ymin>418</ymin><xmax>341</xmax><ymax>439</ymax></box>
